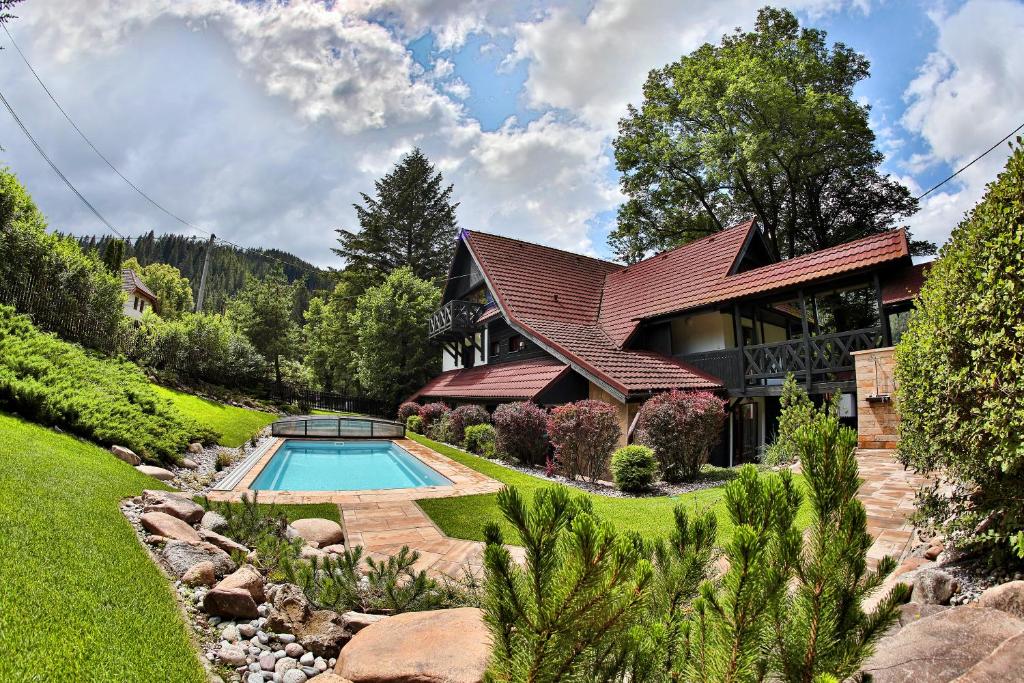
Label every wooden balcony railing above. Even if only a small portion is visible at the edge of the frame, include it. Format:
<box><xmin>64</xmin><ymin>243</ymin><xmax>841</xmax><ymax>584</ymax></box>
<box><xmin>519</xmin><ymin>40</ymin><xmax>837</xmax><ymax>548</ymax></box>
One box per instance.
<box><xmin>427</xmin><ymin>299</ymin><xmax>484</xmax><ymax>341</ymax></box>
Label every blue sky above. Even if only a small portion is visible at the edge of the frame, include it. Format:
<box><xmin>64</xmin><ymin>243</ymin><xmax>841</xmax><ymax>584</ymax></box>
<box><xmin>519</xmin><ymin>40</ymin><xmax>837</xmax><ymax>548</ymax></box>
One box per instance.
<box><xmin>0</xmin><ymin>0</ymin><xmax>1020</xmax><ymax>265</ymax></box>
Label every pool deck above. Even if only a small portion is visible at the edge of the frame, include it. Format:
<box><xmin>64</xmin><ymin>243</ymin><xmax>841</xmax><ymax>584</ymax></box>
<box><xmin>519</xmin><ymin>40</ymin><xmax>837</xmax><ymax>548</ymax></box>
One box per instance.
<box><xmin>205</xmin><ymin>437</ymin><xmax>516</xmax><ymax>577</ymax></box>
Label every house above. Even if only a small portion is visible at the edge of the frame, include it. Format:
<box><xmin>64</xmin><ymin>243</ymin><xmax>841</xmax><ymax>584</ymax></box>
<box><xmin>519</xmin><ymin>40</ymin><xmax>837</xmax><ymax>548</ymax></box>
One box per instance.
<box><xmin>121</xmin><ymin>268</ymin><xmax>158</xmax><ymax>320</ymax></box>
<box><xmin>412</xmin><ymin>220</ymin><xmax>923</xmax><ymax>465</ymax></box>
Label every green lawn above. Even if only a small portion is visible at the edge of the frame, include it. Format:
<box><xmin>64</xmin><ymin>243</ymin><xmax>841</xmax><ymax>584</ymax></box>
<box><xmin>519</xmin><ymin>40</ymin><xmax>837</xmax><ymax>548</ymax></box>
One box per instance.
<box><xmin>0</xmin><ymin>412</ymin><xmax>207</xmax><ymax>682</ymax></box>
<box><xmin>412</xmin><ymin>434</ymin><xmax>811</xmax><ymax>545</ymax></box>
<box><xmin>152</xmin><ymin>385</ymin><xmax>277</xmax><ymax>447</ymax></box>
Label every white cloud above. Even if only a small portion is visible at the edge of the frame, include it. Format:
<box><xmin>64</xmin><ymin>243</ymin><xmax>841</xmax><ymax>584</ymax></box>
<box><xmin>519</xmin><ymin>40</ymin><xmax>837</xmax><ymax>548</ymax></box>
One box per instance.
<box><xmin>900</xmin><ymin>0</ymin><xmax>1024</xmax><ymax>246</ymax></box>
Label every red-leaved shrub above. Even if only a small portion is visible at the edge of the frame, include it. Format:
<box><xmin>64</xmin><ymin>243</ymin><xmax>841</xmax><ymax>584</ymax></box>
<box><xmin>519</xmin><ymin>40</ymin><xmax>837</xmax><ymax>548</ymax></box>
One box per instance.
<box><xmin>635</xmin><ymin>390</ymin><xmax>726</xmax><ymax>482</ymax></box>
<box><xmin>418</xmin><ymin>402</ymin><xmax>450</xmax><ymax>434</ymax></box>
<box><xmin>449</xmin><ymin>404</ymin><xmax>490</xmax><ymax>445</ymax></box>
<box><xmin>492</xmin><ymin>401</ymin><xmax>549</xmax><ymax>465</ymax></box>
<box><xmin>547</xmin><ymin>400</ymin><xmax>622</xmax><ymax>483</ymax></box>
<box><xmin>397</xmin><ymin>401</ymin><xmax>421</xmax><ymax>424</ymax></box>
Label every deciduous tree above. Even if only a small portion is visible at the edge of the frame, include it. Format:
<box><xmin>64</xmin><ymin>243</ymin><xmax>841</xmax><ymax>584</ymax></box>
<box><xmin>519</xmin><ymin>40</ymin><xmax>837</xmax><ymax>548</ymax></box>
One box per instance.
<box><xmin>227</xmin><ymin>269</ymin><xmax>299</xmax><ymax>390</ymax></box>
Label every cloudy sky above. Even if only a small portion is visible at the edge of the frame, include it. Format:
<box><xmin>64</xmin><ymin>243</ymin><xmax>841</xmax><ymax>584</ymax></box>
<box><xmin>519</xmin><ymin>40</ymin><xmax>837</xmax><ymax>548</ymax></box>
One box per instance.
<box><xmin>0</xmin><ymin>0</ymin><xmax>1020</xmax><ymax>267</ymax></box>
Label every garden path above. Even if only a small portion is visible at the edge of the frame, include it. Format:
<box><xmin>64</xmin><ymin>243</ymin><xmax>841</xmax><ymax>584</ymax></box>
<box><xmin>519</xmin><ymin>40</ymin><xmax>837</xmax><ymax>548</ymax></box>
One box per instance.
<box><xmin>855</xmin><ymin>448</ymin><xmax>930</xmax><ymax>568</ymax></box>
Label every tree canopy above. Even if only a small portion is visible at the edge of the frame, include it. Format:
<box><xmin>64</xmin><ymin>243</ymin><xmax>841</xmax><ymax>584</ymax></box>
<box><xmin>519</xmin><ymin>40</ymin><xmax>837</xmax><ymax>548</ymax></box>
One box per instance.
<box><xmin>123</xmin><ymin>257</ymin><xmax>194</xmax><ymax>320</ymax></box>
<box><xmin>227</xmin><ymin>269</ymin><xmax>299</xmax><ymax>389</ymax></box>
<box><xmin>612</xmin><ymin>6</ymin><xmax>929</xmax><ymax>263</ymax></box>
<box><xmin>333</xmin><ymin>148</ymin><xmax>458</xmax><ymax>291</ymax></box>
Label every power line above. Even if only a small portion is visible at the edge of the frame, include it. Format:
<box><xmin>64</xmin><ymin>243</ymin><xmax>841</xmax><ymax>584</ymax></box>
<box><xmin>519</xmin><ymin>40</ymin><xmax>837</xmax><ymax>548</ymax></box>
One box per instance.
<box><xmin>914</xmin><ymin>120</ymin><xmax>1024</xmax><ymax>201</ymax></box>
<box><xmin>0</xmin><ymin>87</ymin><xmax>126</xmax><ymax>239</ymax></box>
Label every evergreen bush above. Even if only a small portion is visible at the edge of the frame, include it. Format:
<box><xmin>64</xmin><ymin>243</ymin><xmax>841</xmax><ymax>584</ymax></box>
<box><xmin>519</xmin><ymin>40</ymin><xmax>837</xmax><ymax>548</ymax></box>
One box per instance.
<box><xmin>547</xmin><ymin>399</ymin><xmax>621</xmax><ymax>482</ymax></box>
<box><xmin>405</xmin><ymin>414</ymin><xmax>423</xmax><ymax>434</ymax></box>
<box><xmin>464</xmin><ymin>423</ymin><xmax>496</xmax><ymax>458</ymax></box>
<box><xmin>0</xmin><ymin>305</ymin><xmax>216</xmax><ymax>462</ymax></box>
<box><xmin>635</xmin><ymin>390</ymin><xmax>726</xmax><ymax>482</ymax></box>
<box><xmin>611</xmin><ymin>444</ymin><xmax>659</xmax><ymax>493</ymax></box>
<box><xmin>895</xmin><ymin>140</ymin><xmax>1024</xmax><ymax>561</ymax></box>
<box><xmin>491</xmin><ymin>401</ymin><xmax>549</xmax><ymax>466</ymax></box>
<box><xmin>762</xmin><ymin>373</ymin><xmax>816</xmax><ymax>466</ymax></box>
<box><xmin>397</xmin><ymin>401</ymin><xmax>421</xmax><ymax>424</ymax></box>
<box><xmin>448</xmin><ymin>404</ymin><xmax>490</xmax><ymax>445</ymax></box>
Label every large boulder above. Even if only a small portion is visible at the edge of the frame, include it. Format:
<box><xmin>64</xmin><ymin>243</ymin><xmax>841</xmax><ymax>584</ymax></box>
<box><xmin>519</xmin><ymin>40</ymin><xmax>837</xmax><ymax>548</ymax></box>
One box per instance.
<box><xmin>977</xmin><ymin>581</ymin><xmax>1024</xmax><ymax>620</ymax></box>
<box><xmin>266</xmin><ymin>583</ymin><xmax>312</xmax><ymax>629</ymax></box>
<box><xmin>199</xmin><ymin>528</ymin><xmax>250</xmax><ymax>556</ymax></box>
<box><xmin>341</xmin><ymin>612</ymin><xmax>387</xmax><ymax>633</ymax></box>
<box><xmin>291</xmin><ymin>518</ymin><xmax>344</xmax><ymax>547</ymax></box>
<box><xmin>140</xmin><ymin>511</ymin><xmax>201</xmax><ymax>543</ymax></box>
<box><xmin>136</xmin><ymin>465</ymin><xmax>175</xmax><ymax>481</ymax></box>
<box><xmin>861</xmin><ymin>606</ymin><xmax>1024</xmax><ymax>682</ymax></box>
<box><xmin>162</xmin><ymin>540</ymin><xmax>236</xmax><ymax>577</ymax></box>
<box><xmin>336</xmin><ymin>607</ymin><xmax>489</xmax><ymax>683</ymax></box>
<box><xmin>953</xmin><ymin>632</ymin><xmax>1024</xmax><ymax>682</ymax></box>
<box><xmin>201</xmin><ymin>510</ymin><xmax>228</xmax><ymax>532</ymax></box>
<box><xmin>297</xmin><ymin>610</ymin><xmax>349</xmax><ymax>659</ymax></box>
<box><xmin>898</xmin><ymin>602</ymin><xmax>950</xmax><ymax>627</ymax></box>
<box><xmin>111</xmin><ymin>445</ymin><xmax>141</xmax><ymax>465</ymax></box>
<box><xmin>204</xmin><ymin>586</ymin><xmax>259</xmax><ymax>619</ymax></box>
<box><xmin>142</xmin><ymin>490</ymin><xmax>204</xmax><ymax>525</ymax></box>
<box><xmin>187</xmin><ymin>442</ymin><xmax>204</xmax><ymax>454</ymax></box>
<box><xmin>912</xmin><ymin>568</ymin><xmax>958</xmax><ymax>605</ymax></box>
<box><xmin>216</xmin><ymin>565</ymin><xmax>265</xmax><ymax>603</ymax></box>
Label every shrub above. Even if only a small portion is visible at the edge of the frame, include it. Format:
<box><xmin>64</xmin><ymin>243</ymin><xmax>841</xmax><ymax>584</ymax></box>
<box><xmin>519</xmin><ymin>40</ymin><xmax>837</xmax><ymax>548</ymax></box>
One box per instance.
<box><xmin>635</xmin><ymin>390</ymin><xmax>726</xmax><ymax>482</ymax></box>
<box><xmin>464</xmin><ymin>424</ymin><xmax>496</xmax><ymax>458</ymax></box>
<box><xmin>492</xmin><ymin>401</ymin><xmax>549</xmax><ymax>466</ymax></box>
<box><xmin>397</xmin><ymin>401</ymin><xmax>421</xmax><ymax>424</ymax></box>
<box><xmin>547</xmin><ymin>400</ymin><xmax>622</xmax><ymax>482</ymax></box>
<box><xmin>0</xmin><ymin>305</ymin><xmax>216</xmax><ymax>462</ymax></box>
<box><xmin>428</xmin><ymin>411</ymin><xmax>456</xmax><ymax>444</ymax></box>
<box><xmin>202</xmin><ymin>494</ymin><xmax>301</xmax><ymax>574</ymax></box>
<box><xmin>406</xmin><ymin>415</ymin><xmax>423</xmax><ymax>434</ymax></box>
<box><xmin>448</xmin><ymin>404</ymin><xmax>490</xmax><ymax>445</ymax></box>
<box><xmin>896</xmin><ymin>140</ymin><xmax>1024</xmax><ymax>561</ymax></box>
<box><xmin>611</xmin><ymin>445</ymin><xmax>658</xmax><ymax>493</ymax></box>
<box><xmin>762</xmin><ymin>373</ymin><xmax>816</xmax><ymax>466</ymax></box>
<box><xmin>417</xmin><ymin>402</ymin><xmax>450</xmax><ymax>433</ymax></box>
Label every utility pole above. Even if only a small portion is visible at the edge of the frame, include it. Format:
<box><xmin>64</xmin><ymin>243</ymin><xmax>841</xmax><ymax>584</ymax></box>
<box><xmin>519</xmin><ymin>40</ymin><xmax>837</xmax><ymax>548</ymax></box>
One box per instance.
<box><xmin>195</xmin><ymin>234</ymin><xmax>216</xmax><ymax>313</ymax></box>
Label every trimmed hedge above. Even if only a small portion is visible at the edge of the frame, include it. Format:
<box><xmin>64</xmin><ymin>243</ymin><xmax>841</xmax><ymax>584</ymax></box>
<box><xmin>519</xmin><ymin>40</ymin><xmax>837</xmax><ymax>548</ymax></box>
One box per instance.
<box><xmin>464</xmin><ymin>424</ymin><xmax>496</xmax><ymax>458</ymax></box>
<box><xmin>547</xmin><ymin>400</ymin><xmax>621</xmax><ymax>483</ymax></box>
<box><xmin>406</xmin><ymin>415</ymin><xmax>424</xmax><ymax>434</ymax></box>
<box><xmin>0</xmin><ymin>305</ymin><xmax>216</xmax><ymax>462</ymax></box>
<box><xmin>449</xmin><ymin>404</ymin><xmax>490</xmax><ymax>445</ymax></box>
<box><xmin>492</xmin><ymin>401</ymin><xmax>549</xmax><ymax>466</ymax></box>
<box><xmin>611</xmin><ymin>445</ymin><xmax>658</xmax><ymax>493</ymax></box>
<box><xmin>635</xmin><ymin>390</ymin><xmax>726</xmax><ymax>482</ymax></box>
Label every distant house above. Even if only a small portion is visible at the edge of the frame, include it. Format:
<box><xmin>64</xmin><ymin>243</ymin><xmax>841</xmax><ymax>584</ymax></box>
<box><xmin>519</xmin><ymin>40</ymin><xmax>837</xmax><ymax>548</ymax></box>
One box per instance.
<box><xmin>413</xmin><ymin>220</ymin><xmax>925</xmax><ymax>463</ymax></box>
<box><xmin>121</xmin><ymin>269</ymin><xmax>158</xmax><ymax>320</ymax></box>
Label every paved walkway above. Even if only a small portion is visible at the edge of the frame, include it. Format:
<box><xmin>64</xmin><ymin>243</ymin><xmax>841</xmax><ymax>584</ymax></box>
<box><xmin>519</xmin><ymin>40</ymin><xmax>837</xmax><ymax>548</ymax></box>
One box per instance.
<box><xmin>855</xmin><ymin>448</ymin><xmax>930</xmax><ymax>569</ymax></box>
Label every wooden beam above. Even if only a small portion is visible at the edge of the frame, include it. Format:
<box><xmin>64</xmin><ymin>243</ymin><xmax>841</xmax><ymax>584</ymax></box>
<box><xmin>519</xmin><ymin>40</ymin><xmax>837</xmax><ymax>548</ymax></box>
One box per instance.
<box><xmin>873</xmin><ymin>272</ymin><xmax>892</xmax><ymax>347</ymax></box>
<box><xmin>733</xmin><ymin>304</ymin><xmax>745</xmax><ymax>389</ymax></box>
<box><xmin>798</xmin><ymin>289</ymin><xmax>813</xmax><ymax>391</ymax></box>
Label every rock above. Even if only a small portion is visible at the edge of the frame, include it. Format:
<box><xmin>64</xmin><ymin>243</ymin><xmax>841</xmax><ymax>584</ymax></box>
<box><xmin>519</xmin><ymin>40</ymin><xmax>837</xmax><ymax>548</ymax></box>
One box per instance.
<box><xmin>145</xmin><ymin>534</ymin><xmax>169</xmax><ymax>546</ymax></box>
<box><xmin>162</xmin><ymin>540</ymin><xmax>236</xmax><ymax>577</ymax></box>
<box><xmin>266</xmin><ymin>584</ymin><xmax>312</xmax><ymax>631</ymax></box>
<box><xmin>978</xmin><ymin>581</ymin><xmax>1024</xmax><ymax>620</ymax></box>
<box><xmin>205</xmin><ymin>586</ymin><xmax>259</xmax><ymax>619</ymax></box>
<box><xmin>277</xmin><ymin>633</ymin><xmax>297</xmax><ymax>644</ymax></box>
<box><xmin>216</xmin><ymin>565</ymin><xmax>266</xmax><ymax>603</ymax></box>
<box><xmin>290</xmin><ymin>518</ymin><xmax>344</xmax><ymax>547</ymax></box>
<box><xmin>141</xmin><ymin>511</ymin><xmax>201</xmax><ymax>543</ymax></box>
<box><xmin>285</xmin><ymin>643</ymin><xmax>304</xmax><ymax>658</ymax></box>
<box><xmin>239</xmin><ymin>623</ymin><xmax>257</xmax><ymax>639</ymax></box>
<box><xmin>282</xmin><ymin>670</ymin><xmax>307</xmax><ymax>683</ymax></box>
<box><xmin>284</xmin><ymin>524</ymin><xmax>300</xmax><ymax>541</ymax></box>
<box><xmin>322</xmin><ymin>544</ymin><xmax>346</xmax><ymax>555</ymax></box>
<box><xmin>111</xmin><ymin>444</ymin><xmax>141</xmax><ymax>465</ymax></box>
<box><xmin>299</xmin><ymin>652</ymin><xmax>314</xmax><ymax>666</ymax></box>
<box><xmin>136</xmin><ymin>464</ymin><xmax>175</xmax><ymax>481</ymax></box>
<box><xmin>142</xmin><ymin>490</ymin><xmax>204</xmax><ymax>524</ymax></box>
<box><xmin>259</xmin><ymin>653</ymin><xmax>277</xmax><ymax>671</ymax></box>
<box><xmin>181</xmin><ymin>457</ymin><xmax>200</xmax><ymax>469</ymax></box>
<box><xmin>181</xmin><ymin>561</ymin><xmax>217</xmax><ymax>587</ymax></box>
<box><xmin>297</xmin><ymin>610</ymin><xmax>349</xmax><ymax>659</ymax></box>
<box><xmin>314</xmin><ymin>676</ymin><xmax>352</xmax><ymax>683</ymax></box>
<box><xmin>246</xmin><ymin>673</ymin><xmax>265</xmax><ymax>683</ymax></box>
<box><xmin>276</xmin><ymin>657</ymin><xmax>299</xmax><ymax>674</ymax></box>
<box><xmin>924</xmin><ymin>539</ymin><xmax>945</xmax><ymax>561</ymax></box>
<box><xmin>299</xmin><ymin>545</ymin><xmax>327</xmax><ymax>561</ymax></box>
<box><xmin>336</xmin><ymin>607</ymin><xmax>489</xmax><ymax>683</ymax></box>
<box><xmin>898</xmin><ymin>601</ymin><xmax>950</xmax><ymax>627</ymax></box>
<box><xmin>202</xmin><ymin>510</ymin><xmax>229</xmax><ymax>532</ymax></box>
<box><xmin>314</xmin><ymin>657</ymin><xmax>328</xmax><ymax>672</ymax></box>
<box><xmin>200</xmin><ymin>528</ymin><xmax>251</xmax><ymax>555</ymax></box>
<box><xmin>188</xmin><ymin>441</ymin><xmax>205</xmax><ymax>454</ymax></box>
<box><xmin>222</xmin><ymin>624</ymin><xmax>241</xmax><ymax>643</ymax></box>
<box><xmin>913</xmin><ymin>568</ymin><xmax>958</xmax><ymax>605</ymax></box>
<box><xmin>218</xmin><ymin>645</ymin><xmax>248</xmax><ymax>667</ymax></box>
<box><xmin>953</xmin><ymin>632</ymin><xmax>1024</xmax><ymax>682</ymax></box>
<box><xmin>341</xmin><ymin>612</ymin><xmax>386</xmax><ymax>633</ymax></box>
<box><xmin>861</xmin><ymin>606</ymin><xmax>1024</xmax><ymax>682</ymax></box>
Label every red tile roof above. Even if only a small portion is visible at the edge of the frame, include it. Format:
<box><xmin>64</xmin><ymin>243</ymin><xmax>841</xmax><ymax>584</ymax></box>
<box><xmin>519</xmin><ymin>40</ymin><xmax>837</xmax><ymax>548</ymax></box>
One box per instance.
<box><xmin>410</xmin><ymin>357</ymin><xmax>570</xmax><ymax>401</ymax></box>
<box><xmin>882</xmin><ymin>262</ymin><xmax>930</xmax><ymax>305</ymax></box>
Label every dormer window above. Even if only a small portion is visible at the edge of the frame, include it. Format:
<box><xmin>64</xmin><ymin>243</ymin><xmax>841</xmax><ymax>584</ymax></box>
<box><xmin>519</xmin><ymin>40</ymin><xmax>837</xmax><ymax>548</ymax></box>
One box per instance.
<box><xmin>509</xmin><ymin>334</ymin><xmax>526</xmax><ymax>353</ymax></box>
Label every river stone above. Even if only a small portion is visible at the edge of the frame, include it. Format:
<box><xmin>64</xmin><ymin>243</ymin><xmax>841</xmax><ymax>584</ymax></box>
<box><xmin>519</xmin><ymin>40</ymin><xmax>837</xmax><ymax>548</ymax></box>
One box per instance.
<box><xmin>202</xmin><ymin>510</ymin><xmax>229</xmax><ymax>532</ymax></box>
<box><xmin>188</xmin><ymin>441</ymin><xmax>204</xmax><ymax>454</ymax></box>
<box><xmin>216</xmin><ymin>565</ymin><xmax>266</xmax><ymax>603</ymax></box>
<box><xmin>181</xmin><ymin>457</ymin><xmax>200</xmax><ymax>469</ymax></box>
<box><xmin>218</xmin><ymin>644</ymin><xmax>248</xmax><ymax>667</ymax></box>
<box><xmin>336</xmin><ymin>607</ymin><xmax>489</xmax><ymax>683</ymax></box>
<box><xmin>143</xmin><ymin>490</ymin><xmax>204</xmax><ymax>524</ymax></box>
<box><xmin>285</xmin><ymin>643</ymin><xmax>304</xmax><ymax>658</ymax></box>
<box><xmin>205</xmin><ymin>586</ymin><xmax>259</xmax><ymax>619</ymax></box>
<box><xmin>136</xmin><ymin>464</ymin><xmax>175</xmax><ymax>481</ymax></box>
<box><xmin>200</xmin><ymin>528</ymin><xmax>251</xmax><ymax>555</ymax></box>
<box><xmin>322</xmin><ymin>544</ymin><xmax>346</xmax><ymax>555</ymax></box>
<box><xmin>163</xmin><ymin>540</ymin><xmax>236</xmax><ymax>577</ymax></box>
<box><xmin>181</xmin><ymin>561</ymin><xmax>217</xmax><ymax>587</ymax></box>
<box><xmin>913</xmin><ymin>568</ymin><xmax>958</xmax><ymax>605</ymax></box>
<box><xmin>141</xmin><ymin>511</ymin><xmax>201</xmax><ymax>543</ymax></box>
<box><xmin>282</xmin><ymin>670</ymin><xmax>307</xmax><ymax>683</ymax></box>
<box><xmin>290</xmin><ymin>518</ymin><xmax>344</xmax><ymax>547</ymax></box>
<box><xmin>861</xmin><ymin>606</ymin><xmax>1024</xmax><ymax>682</ymax></box>
<box><xmin>275</xmin><ymin>657</ymin><xmax>299</xmax><ymax>674</ymax></box>
<box><xmin>977</xmin><ymin>581</ymin><xmax>1024</xmax><ymax>620</ymax></box>
<box><xmin>111</xmin><ymin>445</ymin><xmax>141</xmax><ymax>465</ymax></box>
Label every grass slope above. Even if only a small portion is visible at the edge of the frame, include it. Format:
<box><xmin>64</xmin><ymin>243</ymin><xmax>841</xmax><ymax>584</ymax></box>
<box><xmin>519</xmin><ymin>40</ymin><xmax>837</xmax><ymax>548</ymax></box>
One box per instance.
<box><xmin>412</xmin><ymin>433</ymin><xmax>811</xmax><ymax>545</ymax></box>
<box><xmin>152</xmin><ymin>385</ymin><xmax>276</xmax><ymax>448</ymax></box>
<box><xmin>0</xmin><ymin>412</ymin><xmax>206</xmax><ymax>682</ymax></box>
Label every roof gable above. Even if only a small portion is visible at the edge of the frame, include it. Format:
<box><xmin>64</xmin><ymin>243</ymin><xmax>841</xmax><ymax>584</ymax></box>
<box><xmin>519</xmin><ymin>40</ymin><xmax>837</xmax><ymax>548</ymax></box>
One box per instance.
<box><xmin>121</xmin><ymin>269</ymin><xmax>157</xmax><ymax>301</ymax></box>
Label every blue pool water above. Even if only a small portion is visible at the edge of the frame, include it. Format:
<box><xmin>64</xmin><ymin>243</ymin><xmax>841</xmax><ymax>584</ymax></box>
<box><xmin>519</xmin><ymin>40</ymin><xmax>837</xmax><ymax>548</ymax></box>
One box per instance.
<box><xmin>251</xmin><ymin>440</ymin><xmax>452</xmax><ymax>491</ymax></box>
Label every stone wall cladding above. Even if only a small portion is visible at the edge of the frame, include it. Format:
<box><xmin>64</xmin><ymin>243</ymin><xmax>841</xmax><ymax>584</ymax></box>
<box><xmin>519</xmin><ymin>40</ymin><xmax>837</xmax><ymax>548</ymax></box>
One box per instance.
<box><xmin>853</xmin><ymin>347</ymin><xmax>899</xmax><ymax>449</ymax></box>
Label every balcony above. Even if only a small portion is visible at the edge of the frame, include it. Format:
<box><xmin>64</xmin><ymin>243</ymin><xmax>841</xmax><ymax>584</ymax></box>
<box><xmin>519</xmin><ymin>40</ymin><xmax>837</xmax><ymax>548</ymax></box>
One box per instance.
<box><xmin>679</xmin><ymin>326</ymin><xmax>884</xmax><ymax>393</ymax></box>
<box><xmin>428</xmin><ymin>299</ymin><xmax>484</xmax><ymax>342</ymax></box>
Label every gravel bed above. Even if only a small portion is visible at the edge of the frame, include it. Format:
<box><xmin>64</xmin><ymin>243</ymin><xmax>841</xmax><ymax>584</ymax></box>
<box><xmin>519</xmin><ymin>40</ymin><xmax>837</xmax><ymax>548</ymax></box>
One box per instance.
<box><xmin>168</xmin><ymin>429</ymin><xmax>276</xmax><ymax>497</ymax></box>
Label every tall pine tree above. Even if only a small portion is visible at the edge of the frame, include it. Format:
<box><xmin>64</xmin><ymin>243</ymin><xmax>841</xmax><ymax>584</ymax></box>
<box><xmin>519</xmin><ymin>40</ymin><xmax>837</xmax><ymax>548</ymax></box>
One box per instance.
<box><xmin>333</xmin><ymin>148</ymin><xmax>458</xmax><ymax>291</ymax></box>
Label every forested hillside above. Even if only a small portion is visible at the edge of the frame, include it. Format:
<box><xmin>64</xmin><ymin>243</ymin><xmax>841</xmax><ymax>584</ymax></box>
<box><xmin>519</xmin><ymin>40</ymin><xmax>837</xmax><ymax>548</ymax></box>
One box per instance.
<box><xmin>75</xmin><ymin>232</ymin><xmax>333</xmax><ymax>314</ymax></box>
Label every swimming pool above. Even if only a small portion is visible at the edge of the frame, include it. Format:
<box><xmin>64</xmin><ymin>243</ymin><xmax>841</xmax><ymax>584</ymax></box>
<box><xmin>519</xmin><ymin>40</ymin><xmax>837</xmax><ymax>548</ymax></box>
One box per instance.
<box><xmin>250</xmin><ymin>440</ymin><xmax>452</xmax><ymax>492</ymax></box>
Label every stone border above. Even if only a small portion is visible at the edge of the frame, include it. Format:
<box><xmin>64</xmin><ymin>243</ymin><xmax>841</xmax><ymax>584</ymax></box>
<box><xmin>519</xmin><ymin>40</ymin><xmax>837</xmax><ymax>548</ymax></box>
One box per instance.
<box><xmin>206</xmin><ymin>438</ymin><xmax>503</xmax><ymax>505</ymax></box>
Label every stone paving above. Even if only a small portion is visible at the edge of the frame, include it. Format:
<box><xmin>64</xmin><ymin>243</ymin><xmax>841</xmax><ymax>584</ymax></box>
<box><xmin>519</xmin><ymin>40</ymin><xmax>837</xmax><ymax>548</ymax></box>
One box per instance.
<box><xmin>855</xmin><ymin>448</ymin><xmax>930</xmax><ymax>569</ymax></box>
